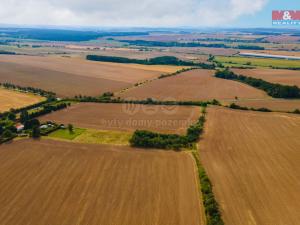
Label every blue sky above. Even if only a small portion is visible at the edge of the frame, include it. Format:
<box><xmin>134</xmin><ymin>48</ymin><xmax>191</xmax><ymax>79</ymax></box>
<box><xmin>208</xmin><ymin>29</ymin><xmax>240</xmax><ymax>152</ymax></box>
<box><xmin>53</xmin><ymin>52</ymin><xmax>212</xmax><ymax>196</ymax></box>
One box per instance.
<box><xmin>234</xmin><ymin>0</ymin><xmax>300</xmax><ymax>27</ymax></box>
<box><xmin>0</xmin><ymin>0</ymin><xmax>299</xmax><ymax>27</ymax></box>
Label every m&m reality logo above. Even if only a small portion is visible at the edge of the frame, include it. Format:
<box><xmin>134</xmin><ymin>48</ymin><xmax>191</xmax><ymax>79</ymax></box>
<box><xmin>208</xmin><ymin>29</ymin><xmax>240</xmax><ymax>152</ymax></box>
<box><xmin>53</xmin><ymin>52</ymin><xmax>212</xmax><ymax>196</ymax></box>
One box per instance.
<box><xmin>272</xmin><ymin>10</ymin><xmax>300</xmax><ymax>25</ymax></box>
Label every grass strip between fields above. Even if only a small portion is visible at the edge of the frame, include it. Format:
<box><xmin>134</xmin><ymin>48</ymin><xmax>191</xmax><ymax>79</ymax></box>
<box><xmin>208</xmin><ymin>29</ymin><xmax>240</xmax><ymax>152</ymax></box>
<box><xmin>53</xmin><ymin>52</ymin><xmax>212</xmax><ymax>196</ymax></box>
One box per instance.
<box><xmin>48</xmin><ymin>128</ymin><xmax>86</xmax><ymax>140</ymax></box>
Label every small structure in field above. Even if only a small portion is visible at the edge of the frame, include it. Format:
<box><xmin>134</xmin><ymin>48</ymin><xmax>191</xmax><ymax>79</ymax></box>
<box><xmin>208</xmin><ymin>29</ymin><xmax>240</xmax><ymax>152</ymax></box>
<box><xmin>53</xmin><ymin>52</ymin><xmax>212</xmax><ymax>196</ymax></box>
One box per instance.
<box><xmin>15</xmin><ymin>124</ymin><xmax>24</xmax><ymax>133</ymax></box>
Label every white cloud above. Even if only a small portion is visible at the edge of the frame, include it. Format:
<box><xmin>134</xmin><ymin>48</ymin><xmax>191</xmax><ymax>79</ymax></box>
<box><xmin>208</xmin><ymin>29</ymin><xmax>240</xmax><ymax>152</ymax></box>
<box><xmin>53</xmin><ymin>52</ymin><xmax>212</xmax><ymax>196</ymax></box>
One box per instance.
<box><xmin>0</xmin><ymin>0</ymin><xmax>269</xmax><ymax>27</ymax></box>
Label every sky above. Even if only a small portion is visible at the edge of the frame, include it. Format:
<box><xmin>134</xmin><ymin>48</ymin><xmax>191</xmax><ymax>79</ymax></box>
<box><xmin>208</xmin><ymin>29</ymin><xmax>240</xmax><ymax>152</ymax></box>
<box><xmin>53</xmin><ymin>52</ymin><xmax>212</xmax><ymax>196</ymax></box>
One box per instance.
<box><xmin>0</xmin><ymin>0</ymin><xmax>299</xmax><ymax>28</ymax></box>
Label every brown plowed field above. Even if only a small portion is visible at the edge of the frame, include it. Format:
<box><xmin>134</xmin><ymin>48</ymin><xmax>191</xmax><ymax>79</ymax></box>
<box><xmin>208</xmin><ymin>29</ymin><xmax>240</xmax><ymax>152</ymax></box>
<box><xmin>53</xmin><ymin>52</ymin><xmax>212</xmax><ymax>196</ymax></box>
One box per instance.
<box><xmin>0</xmin><ymin>88</ymin><xmax>45</xmax><ymax>112</ymax></box>
<box><xmin>118</xmin><ymin>69</ymin><xmax>267</xmax><ymax>101</ymax></box>
<box><xmin>232</xmin><ymin>68</ymin><xmax>300</xmax><ymax>87</ymax></box>
<box><xmin>0</xmin><ymin>55</ymin><xmax>183</xmax><ymax>97</ymax></box>
<box><xmin>0</xmin><ymin>139</ymin><xmax>203</xmax><ymax>225</ymax></box>
<box><xmin>40</xmin><ymin>103</ymin><xmax>201</xmax><ymax>134</ymax></box>
<box><xmin>222</xmin><ymin>99</ymin><xmax>300</xmax><ymax>112</ymax></box>
<box><xmin>199</xmin><ymin>107</ymin><xmax>300</xmax><ymax>225</ymax></box>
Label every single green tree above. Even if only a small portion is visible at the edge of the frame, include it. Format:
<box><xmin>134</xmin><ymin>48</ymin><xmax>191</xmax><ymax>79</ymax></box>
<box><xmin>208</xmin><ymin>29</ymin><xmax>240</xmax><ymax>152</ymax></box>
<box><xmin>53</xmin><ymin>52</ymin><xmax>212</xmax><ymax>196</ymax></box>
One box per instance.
<box><xmin>2</xmin><ymin>129</ymin><xmax>14</xmax><ymax>139</ymax></box>
<box><xmin>68</xmin><ymin>124</ymin><xmax>74</xmax><ymax>134</ymax></box>
<box><xmin>20</xmin><ymin>110</ymin><xmax>29</xmax><ymax>123</ymax></box>
<box><xmin>7</xmin><ymin>112</ymin><xmax>16</xmax><ymax>121</ymax></box>
<box><xmin>31</xmin><ymin>126</ymin><xmax>41</xmax><ymax>138</ymax></box>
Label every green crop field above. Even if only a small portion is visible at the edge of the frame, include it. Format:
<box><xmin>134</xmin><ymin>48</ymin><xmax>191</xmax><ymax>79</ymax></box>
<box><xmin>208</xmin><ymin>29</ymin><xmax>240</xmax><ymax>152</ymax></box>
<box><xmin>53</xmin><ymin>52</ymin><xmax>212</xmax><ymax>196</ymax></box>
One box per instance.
<box><xmin>216</xmin><ymin>56</ymin><xmax>300</xmax><ymax>69</ymax></box>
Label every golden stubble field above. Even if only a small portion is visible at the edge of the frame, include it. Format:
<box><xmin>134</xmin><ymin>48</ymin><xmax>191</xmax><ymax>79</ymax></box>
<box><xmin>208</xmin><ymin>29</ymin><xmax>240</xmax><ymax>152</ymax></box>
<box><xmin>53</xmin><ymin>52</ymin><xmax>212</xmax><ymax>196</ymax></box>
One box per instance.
<box><xmin>199</xmin><ymin>107</ymin><xmax>300</xmax><ymax>225</ymax></box>
<box><xmin>222</xmin><ymin>99</ymin><xmax>300</xmax><ymax>112</ymax></box>
<box><xmin>40</xmin><ymin>103</ymin><xmax>201</xmax><ymax>135</ymax></box>
<box><xmin>0</xmin><ymin>139</ymin><xmax>204</xmax><ymax>225</ymax></box>
<box><xmin>0</xmin><ymin>55</ymin><xmax>185</xmax><ymax>97</ymax></box>
<box><xmin>0</xmin><ymin>88</ymin><xmax>45</xmax><ymax>112</ymax></box>
<box><xmin>232</xmin><ymin>68</ymin><xmax>300</xmax><ymax>87</ymax></box>
<box><xmin>118</xmin><ymin>69</ymin><xmax>268</xmax><ymax>101</ymax></box>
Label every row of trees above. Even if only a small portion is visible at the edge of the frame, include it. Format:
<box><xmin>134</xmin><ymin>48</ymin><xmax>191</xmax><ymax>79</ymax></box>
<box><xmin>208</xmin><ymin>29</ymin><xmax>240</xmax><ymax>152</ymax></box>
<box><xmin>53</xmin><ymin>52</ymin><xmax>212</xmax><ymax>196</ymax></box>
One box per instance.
<box><xmin>130</xmin><ymin>108</ymin><xmax>206</xmax><ymax>150</ymax></box>
<box><xmin>229</xmin><ymin>103</ymin><xmax>300</xmax><ymax>114</ymax></box>
<box><xmin>20</xmin><ymin>102</ymin><xmax>69</xmax><ymax>122</ymax></box>
<box><xmin>158</xmin><ymin>67</ymin><xmax>197</xmax><ymax>79</ymax></box>
<box><xmin>215</xmin><ymin>69</ymin><xmax>300</xmax><ymax>98</ymax></box>
<box><xmin>1</xmin><ymin>82</ymin><xmax>56</xmax><ymax>98</ymax></box>
<box><xmin>118</xmin><ymin>40</ymin><xmax>265</xmax><ymax>50</ymax></box>
<box><xmin>86</xmin><ymin>55</ymin><xmax>215</xmax><ymax>69</ymax></box>
<box><xmin>72</xmin><ymin>95</ymin><xmax>220</xmax><ymax>107</ymax></box>
<box><xmin>228</xmin><ymin>103</ymin><xmax>272</xmax><ymax>112</ymax></box>
<box><xmin>0</xmin><ymin>50</ymin><xmax>16</xmax><ymax>55</ymax></box>
<box><xmin>192</xmin><ymin>152</ymin><xmax>224</xmax><ymax>225</ymax></box>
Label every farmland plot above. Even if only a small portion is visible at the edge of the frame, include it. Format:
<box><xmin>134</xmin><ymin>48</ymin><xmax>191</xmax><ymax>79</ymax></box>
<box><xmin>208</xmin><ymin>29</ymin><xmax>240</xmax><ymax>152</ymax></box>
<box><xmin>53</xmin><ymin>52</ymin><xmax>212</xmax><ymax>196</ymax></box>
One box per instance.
<box><xmin>0</xmin><ymin>139</ymin><xmax>203</xmax><ymax>225</ymax></box>
<box><xmin>118</xmin><ymin>69</ymin><xmax>267</xmax><ymax>101</ymax></box>
<box><xmin>0</xmin><ymin>88</ymin><xmax>45</xmax><ymax>112</ymax></box>
<box><xmin>0</xmin><ymin>55</ymin><xmax>183</xmax><ymax>97</ymax></box>
<box><xmin>39</xmin><ymin>103</ymin><xmax>201</xmax><ymax>135</ymax></box>
<box><xmin>199</xmin><ymin>107</ymin><xmax>300</xmax><ymax>225</ymax></box>
<box><xmin>232</xmin><ymin>68</ymin><xmax>300</xmax><ymax>87</ymax></box>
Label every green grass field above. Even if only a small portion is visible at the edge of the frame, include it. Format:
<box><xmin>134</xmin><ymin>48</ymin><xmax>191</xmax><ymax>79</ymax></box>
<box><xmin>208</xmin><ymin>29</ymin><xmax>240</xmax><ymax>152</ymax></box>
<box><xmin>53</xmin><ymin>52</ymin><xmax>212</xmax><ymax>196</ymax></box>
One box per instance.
<box><xmin>216</xmin><ymin>56</ymin><xmax>300</xmax><ymax>69</ymax></box>
<box><xmin>47</xmin><ymin>128</ymin><xmax>132</xmax><ymax>145</ymax></box>
<box><xmin>48</xmin><ymin>128</ymin><xmax>86</xmax><ymax>140</ymax></box>
<box><xmin>73</xmin><ymin>129</ymin><xmax>132</xmax><ymax>145</ymax></box>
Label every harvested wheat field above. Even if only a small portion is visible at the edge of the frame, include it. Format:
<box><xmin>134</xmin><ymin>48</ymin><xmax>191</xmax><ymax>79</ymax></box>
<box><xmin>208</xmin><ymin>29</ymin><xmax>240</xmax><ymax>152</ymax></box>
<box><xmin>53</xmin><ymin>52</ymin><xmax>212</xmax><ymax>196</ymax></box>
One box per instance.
<box><xmin>0</xmin><ymin>88</ymin><xmax>44</xmax><ymax>112</ymax></box>
<box><xmin>0</xmin><ymin>55</ymin><xmax>183</xmax><ymax>97</ymax></box>
<box><xmin>232</xmin><ymin>68</ymin><xmax>300</xmax><ymax>87</ymax></box>
<box><xmin>223</xmin><ymin>99</ymin><xmax>300</xmax><ymax>112</ymax></box>
<box><xmin>199</xmin><ymin>107</ymin><xmax>300</xmax><ymax>225</ymax></box>
<box><xmin>0</xmin><ymin>139</ymin><xmax>203</xmax><ymax>225</ymax></box>
<box><xmin>118</xmin><ymin>69</ymin><xmax>267</xmax><ymax>101</ymax></box>
<box><xmin>40</xmin><ymin>103</ymin><xmax>201</xmax><ymax>134</ymax></box>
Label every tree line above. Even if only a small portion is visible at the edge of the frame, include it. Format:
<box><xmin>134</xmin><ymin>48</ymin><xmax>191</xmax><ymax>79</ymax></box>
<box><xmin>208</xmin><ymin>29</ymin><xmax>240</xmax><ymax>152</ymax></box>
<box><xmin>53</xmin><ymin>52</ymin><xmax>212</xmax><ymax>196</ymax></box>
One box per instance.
<box><xmin>86</xmin><ymin>55</ymin><xmax>215</xmax><ymax>69</ymax></box>
<box><xmin>192</xmin><ymin>152</ymin><xmax>224</xmax><ymax>225</ymax></box>
<box><xmin>118</xmin><ymin>40</ymin><xmax>265</xmax><ymax>50</ymax></box>
<box><xmin>228</xmin><ymin>103</ymin><xmax>300</xmax><ymax>114</ymax></box>
<box><xmin>215</xmin><ymin>69</ymin><xmax>300</xmax><ymax>98</ymax></box>
<box><xmin>72</xmin><ymin>94</ymin><xmax>220</xmax><ymax>107</ymax></box>
<box><xmin>1</xmin><ymin>82</ymin><xmax>56</xmax><ymax>98</ymax></box>
<box><xmin>0</xmin><ymin>50</ymin><xmax>16</xmax><ymax>55</ymax></box>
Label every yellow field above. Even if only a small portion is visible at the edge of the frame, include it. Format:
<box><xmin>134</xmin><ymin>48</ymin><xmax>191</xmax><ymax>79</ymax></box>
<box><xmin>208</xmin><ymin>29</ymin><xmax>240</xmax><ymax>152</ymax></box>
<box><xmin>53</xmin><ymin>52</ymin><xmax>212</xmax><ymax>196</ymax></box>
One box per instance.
<box><xmin>0</xmin><ymin>88</ymin><xmax>45</xmax><ymax>112</ymax></box>
<box><xmin>0</xmin><ymin>139</ymin><xmax>204</xmax><ymax>225</ymax></box>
